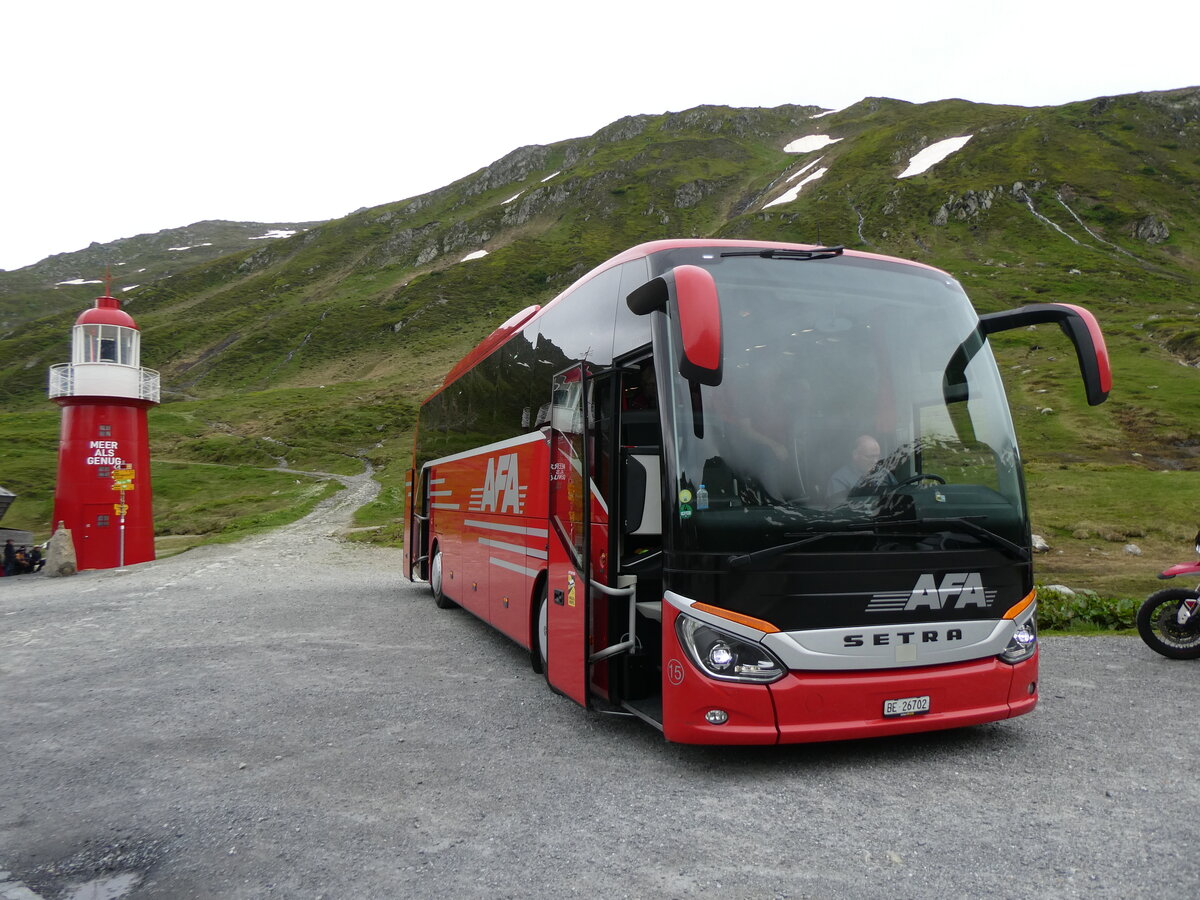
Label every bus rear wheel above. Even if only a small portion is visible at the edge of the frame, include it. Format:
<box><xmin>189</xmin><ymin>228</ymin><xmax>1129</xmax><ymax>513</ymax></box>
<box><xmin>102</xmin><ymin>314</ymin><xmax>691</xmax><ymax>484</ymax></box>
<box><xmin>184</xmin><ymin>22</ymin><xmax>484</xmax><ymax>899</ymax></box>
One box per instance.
<box><xmin>532</xmin><ymin>581</ymin><xmax>549</xmax><ymax>674</ymax></box>
<box><xmin>430</xmin><ymin>546</ymin><xmax>456</xmax><ymax>609</ymax></box>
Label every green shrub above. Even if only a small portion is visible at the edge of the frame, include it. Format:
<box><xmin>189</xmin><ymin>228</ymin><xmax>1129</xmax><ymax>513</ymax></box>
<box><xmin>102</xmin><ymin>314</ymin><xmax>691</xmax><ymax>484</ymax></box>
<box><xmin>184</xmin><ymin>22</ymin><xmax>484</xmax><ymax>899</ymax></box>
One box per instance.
<box><xmin>1037</xmin><ymin>585</ymin><xmax>1139</xmax><ymax>630</ymax></box>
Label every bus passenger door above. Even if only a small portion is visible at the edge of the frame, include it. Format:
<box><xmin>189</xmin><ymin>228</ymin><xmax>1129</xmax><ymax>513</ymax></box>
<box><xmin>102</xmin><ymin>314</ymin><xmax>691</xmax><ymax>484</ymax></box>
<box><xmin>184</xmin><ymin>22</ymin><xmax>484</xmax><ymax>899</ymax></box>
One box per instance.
<box><xmin>547</xmin><ymin>365</ymin><xmax>591</xmax><ymax>707</ymax></box>
<box><xmin>403</xmin><ymin>467</ymin><xmax>427</xmax><ymax>581</ymax></box>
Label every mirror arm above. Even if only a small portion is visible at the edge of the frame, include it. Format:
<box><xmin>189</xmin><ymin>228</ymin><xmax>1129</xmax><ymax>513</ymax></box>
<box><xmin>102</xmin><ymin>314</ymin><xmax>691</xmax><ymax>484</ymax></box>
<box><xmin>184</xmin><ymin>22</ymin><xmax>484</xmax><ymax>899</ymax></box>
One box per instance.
<box><xmin>979</xmin><ymin>302</ymin><xmax>1111</xmax><ymax>406</ymax></box>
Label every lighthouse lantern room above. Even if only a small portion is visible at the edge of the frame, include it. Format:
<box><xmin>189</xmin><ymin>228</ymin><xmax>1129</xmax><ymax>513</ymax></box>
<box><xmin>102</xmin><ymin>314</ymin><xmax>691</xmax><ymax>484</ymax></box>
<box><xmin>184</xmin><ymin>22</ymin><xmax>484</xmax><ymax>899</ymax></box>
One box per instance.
<box><xmin>49</xmin><ymin>288</ymin><xmax>160</xmax><ymax>570</ymax></box>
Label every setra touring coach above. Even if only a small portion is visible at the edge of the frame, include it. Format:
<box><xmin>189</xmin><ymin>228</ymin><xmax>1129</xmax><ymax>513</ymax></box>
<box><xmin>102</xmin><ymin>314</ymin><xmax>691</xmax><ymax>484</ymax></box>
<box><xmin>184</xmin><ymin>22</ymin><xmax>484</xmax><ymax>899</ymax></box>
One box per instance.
<box><xmin>402</xmin><ymin>239</ymin><xmax>1110</xmax><ymax>745</ymax></box>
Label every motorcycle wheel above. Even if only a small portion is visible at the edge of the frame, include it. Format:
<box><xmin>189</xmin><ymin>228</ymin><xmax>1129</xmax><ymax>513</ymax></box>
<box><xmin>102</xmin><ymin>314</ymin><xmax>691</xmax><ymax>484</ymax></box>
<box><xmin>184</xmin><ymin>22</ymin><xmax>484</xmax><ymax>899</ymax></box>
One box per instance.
<box><xmin>1136</xmin><ymin>588</ymin><xmax>1200</xmax><ymax>659</ymax></box>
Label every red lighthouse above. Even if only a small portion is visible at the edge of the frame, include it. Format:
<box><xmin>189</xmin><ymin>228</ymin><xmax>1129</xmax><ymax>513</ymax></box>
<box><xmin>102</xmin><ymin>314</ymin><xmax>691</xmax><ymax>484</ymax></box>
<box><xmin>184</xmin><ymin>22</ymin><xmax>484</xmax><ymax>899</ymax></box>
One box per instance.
<box><xmin>48</xmin><ymin>289</ymin><xmax>159</xmax><ymax>570</ymax></box>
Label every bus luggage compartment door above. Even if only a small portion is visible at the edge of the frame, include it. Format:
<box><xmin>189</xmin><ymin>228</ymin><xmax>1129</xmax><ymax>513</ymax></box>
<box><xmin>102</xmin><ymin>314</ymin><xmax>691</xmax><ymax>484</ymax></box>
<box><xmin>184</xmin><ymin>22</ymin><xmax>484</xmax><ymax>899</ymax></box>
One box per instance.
<box><xmin>546</xmin><ymin>365</ymin><xmax>592</xmax><ymax>707</ymax></box>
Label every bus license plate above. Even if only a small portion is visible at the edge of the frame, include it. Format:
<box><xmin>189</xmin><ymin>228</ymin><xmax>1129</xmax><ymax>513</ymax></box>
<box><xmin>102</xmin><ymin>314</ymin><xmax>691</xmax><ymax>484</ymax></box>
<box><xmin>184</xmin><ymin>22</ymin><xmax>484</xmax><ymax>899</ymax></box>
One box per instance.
<box><xmin>883</xmin><ymin>695</ymin><xmax>931</xmax><ymax>717</ymax></box>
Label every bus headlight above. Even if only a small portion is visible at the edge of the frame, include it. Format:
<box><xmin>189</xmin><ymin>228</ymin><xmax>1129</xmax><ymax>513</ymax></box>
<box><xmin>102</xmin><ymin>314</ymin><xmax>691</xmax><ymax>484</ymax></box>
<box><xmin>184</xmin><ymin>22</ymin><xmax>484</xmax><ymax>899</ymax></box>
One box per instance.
<box><xmin>676</xmin><ymin>616</ymin><xmax>785</xmax><ymax>683</ymax></box>
<box><xmin>999</xmin><ymin>614</ymin><xmax>1038</xmax><ymax>664</ymax></box>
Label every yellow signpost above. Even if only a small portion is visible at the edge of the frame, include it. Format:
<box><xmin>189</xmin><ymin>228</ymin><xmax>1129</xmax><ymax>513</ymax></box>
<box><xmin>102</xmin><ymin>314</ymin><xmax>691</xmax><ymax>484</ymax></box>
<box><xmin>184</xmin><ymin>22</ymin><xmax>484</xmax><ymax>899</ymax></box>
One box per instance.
<box><xmin>110</xmin><ymin>467</ymin><xmax>136</xmax><ymax>566</ymax></box>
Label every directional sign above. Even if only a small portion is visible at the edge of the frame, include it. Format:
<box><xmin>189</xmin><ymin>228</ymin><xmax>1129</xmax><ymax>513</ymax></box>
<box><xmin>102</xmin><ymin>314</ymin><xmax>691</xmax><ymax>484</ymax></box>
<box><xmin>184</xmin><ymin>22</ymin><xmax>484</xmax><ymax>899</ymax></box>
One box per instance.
<box><xmin>113</xmin><ymin>503</ymin><xmax>129</xmax><ymax>515</ymax></box>
<box><xmin>111</xmin><ymin>480</ymin><xmax>134</xmax><ymax>491</ymax></box>
<box><xmin>112</xmin><ymin>467</ymin><xmax>135</xmax><ymax>478</ymax></box>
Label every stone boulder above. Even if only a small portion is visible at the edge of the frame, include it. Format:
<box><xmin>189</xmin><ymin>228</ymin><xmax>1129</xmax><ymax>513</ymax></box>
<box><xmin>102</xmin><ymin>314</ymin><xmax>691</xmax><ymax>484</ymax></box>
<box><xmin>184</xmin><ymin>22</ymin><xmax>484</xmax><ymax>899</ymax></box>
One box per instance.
<box><xmin>44</xmin><ymin>524</ymin><xmax>77</xmax><ymax>577</ymax></box>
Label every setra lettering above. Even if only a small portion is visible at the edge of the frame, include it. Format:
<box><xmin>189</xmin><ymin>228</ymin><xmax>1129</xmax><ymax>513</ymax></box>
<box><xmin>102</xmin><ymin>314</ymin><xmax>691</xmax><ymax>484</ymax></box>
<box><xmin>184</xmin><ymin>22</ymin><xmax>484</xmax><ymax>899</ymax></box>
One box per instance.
<box><xmin>843</xmin><ymin>629</ymin><xmax>966</xmax><ymax>648</ymax></box>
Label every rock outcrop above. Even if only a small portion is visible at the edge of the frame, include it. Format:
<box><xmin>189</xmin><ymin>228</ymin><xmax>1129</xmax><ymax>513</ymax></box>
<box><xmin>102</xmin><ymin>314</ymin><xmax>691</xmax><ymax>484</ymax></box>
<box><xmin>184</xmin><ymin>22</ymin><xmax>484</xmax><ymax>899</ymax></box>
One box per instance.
<box><xmin>1131</xmin><ymin>214</ymin><xmax>1170</xmax><ymax>243</ymax></box>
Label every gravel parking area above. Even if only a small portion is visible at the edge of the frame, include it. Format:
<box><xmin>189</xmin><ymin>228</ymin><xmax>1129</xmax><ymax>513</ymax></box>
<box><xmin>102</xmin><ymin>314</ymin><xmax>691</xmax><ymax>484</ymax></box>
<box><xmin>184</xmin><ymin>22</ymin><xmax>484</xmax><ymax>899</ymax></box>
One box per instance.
<box><xmin>2</xmin><ymin>471</ymin><xmax>1198</xmax><ymax>898</ymax></box>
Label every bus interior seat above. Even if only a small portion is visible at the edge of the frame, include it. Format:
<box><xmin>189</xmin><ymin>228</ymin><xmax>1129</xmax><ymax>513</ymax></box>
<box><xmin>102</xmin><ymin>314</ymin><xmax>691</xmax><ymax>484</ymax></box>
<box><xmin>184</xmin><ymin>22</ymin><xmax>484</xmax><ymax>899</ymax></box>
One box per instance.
<box><xmin>621</xmin><ymin>449</ymin><xmax>662</xmax><ymax>572</ymax></box>
<box><xmin>623</xmin><ymin>451</ymin><xmax>661</xmax><ymax>535</ymax></box>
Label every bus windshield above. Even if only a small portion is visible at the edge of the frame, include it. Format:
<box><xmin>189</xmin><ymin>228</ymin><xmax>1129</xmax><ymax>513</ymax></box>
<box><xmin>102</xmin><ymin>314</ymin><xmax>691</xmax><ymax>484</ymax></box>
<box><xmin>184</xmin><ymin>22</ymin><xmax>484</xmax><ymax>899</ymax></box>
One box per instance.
<box><xmin>654</xmin><ymin>250</ymin><xmax>1026</xmax><ymax>554</ymax></box>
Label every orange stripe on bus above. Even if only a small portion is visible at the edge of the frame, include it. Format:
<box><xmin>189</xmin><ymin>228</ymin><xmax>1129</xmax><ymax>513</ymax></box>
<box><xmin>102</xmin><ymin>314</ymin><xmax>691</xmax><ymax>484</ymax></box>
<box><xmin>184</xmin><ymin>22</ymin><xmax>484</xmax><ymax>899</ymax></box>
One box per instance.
<box><xmin>1003</xmin><ymin>590</ymin><xmax>1036</xmax><ymax>620</ymax></box>
<box><xmin>691</xmin><ymin>602</ymin><xmax>780</xmax><ymax>634</ymax></box>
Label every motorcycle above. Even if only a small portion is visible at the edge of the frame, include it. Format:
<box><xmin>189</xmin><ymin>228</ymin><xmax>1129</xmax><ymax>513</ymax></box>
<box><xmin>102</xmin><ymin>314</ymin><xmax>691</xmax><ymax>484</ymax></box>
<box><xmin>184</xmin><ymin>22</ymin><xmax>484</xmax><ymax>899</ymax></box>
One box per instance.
<box><xmin>1138</xmin><ymin>535</ymin><xmax>1200</xmax><ymax>659</ymax></box>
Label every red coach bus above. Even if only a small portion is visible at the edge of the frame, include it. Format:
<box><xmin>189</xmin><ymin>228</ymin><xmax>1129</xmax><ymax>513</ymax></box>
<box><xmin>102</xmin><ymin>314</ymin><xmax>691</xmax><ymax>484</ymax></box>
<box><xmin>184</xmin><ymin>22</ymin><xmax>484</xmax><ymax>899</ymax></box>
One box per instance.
<box><xmin>402</xmin><ymin>239</ymin><xmax>1110</xmax><ymax>745</ymax></box>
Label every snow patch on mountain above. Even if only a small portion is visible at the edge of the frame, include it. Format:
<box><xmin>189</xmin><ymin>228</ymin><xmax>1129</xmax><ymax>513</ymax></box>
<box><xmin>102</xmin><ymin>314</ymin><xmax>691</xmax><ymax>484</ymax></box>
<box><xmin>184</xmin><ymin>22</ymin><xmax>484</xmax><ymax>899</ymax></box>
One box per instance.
<box><xmin>784</xmin><ymin>135</ymin><xmax>842</xmax><ymax>153</ymax></box>
<box><xmin>764</xmin><ymin>158</ymin><xmax>829</xmax><ymax>209</ymax></box>
<box><xmin>898</xmin><ymin>136</ymin><xmax>973</xmax><ymax>178</ymax></box>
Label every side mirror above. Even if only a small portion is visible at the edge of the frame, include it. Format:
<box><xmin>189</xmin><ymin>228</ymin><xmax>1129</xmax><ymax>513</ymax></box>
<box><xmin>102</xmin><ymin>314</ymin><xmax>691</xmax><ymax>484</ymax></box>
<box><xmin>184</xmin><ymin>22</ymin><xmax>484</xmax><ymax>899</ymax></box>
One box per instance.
<box><xmin>627</xmin><ymin>265</ymin><xmax>723</xmax><ymax>386</ymax></box>
<box><xmin>979</xmin><ymin>302</ymin><xmax>1112</xmax><ymax>406</ymax></box>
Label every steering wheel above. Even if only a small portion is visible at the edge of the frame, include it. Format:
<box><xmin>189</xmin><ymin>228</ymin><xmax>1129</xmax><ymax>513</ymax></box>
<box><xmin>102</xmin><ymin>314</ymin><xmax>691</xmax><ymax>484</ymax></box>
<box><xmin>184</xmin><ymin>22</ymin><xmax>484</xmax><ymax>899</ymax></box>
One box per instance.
<box><xmin>894</xmin><ymin>473</ymin><xmax>946</xmax><ymax>487</ymax></box>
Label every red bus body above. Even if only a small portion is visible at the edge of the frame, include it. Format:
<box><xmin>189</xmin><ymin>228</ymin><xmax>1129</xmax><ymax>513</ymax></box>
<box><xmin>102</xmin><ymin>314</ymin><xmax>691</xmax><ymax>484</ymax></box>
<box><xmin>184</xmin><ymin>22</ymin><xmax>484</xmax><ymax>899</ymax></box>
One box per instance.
<box><xmin>403</xmin><ymin>240</ymin><xmax>1108</xmax><ymax>745</ymax></box>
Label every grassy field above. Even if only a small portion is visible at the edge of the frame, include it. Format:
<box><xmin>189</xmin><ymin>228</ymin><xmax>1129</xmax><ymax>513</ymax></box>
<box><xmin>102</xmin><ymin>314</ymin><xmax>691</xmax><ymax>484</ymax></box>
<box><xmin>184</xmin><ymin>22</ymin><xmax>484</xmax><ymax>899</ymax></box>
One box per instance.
<box><xmin>0</xmin><ymin>408</ymin><xmax>348</xmax><ymax>554</ymax></box>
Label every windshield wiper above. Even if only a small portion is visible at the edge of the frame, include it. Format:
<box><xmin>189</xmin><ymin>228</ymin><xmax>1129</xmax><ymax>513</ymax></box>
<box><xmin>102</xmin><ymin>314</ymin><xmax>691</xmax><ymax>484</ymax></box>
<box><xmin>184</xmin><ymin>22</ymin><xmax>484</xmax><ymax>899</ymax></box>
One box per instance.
<box><xmin>889</xmin><ymin>517</ymin><xmax>1029</xmax><ymax>561</ymax></box>
<box><xmin>719</xmin><ymin>246</ymin><xmax>844</xmax><ymax>261</ymax></box>
<box><xmin>726</xmin><ymin>517</ymin><xmax>1028</xmax><ymax>569</ymax></box>
<box><xmin>728</xmin><ymin>530</ymin><xmax>874</xmax><ymax>569</ymax></box>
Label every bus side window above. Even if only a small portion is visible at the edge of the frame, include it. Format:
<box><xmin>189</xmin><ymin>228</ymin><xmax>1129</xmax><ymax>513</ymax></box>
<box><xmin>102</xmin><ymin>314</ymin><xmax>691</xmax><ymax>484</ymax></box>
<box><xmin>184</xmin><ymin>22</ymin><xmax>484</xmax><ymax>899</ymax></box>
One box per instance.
<box><xmin>619</xmin><ymin>362</ymin><xmax>663</xmax><ymax>570</ymax></box>
<box><xmin>614</xmin><ymin>258</ymin><xmax>652</xmax><ymax>355</ymax></box>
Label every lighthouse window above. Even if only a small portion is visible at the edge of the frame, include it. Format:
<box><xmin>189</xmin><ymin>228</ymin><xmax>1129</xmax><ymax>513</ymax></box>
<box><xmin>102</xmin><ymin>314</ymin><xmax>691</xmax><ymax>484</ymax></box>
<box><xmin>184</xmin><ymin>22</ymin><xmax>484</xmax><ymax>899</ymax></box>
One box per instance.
<box><xmin>99</xmin><ymin>425</ymin><xmax>112</xmax><ymax>436</ymax></box>
<box><xmin>96</xmin><ymin>515</ymin><xmax>111</xmax><ymax>528</ymax></box>
<box><xmin>120</xmin><ymin>328</ymin><xmax>136</xmax><ymax>365</ymax></box>
<box><xmin>97</xmin><ymin>466</ymin><xmax>111</xmax><ymax>478</ymax></box>
<box><xmin>75</xmin><ymin>324</ymin><xmax>136</xmax><ymax>365</ymax></box>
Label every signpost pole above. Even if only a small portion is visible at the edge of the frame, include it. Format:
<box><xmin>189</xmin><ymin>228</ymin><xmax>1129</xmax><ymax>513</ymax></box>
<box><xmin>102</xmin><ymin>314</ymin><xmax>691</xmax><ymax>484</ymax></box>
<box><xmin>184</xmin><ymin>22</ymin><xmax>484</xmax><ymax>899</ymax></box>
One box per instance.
<box><xmin>119</xmin><ymin>487</ymin><xmax>126</xmax><ymax>568</ymax></box>
<box><xmin>111</xmin><ymin>467</ymin><xmax>134</xmax><ymax>568</ymax></box>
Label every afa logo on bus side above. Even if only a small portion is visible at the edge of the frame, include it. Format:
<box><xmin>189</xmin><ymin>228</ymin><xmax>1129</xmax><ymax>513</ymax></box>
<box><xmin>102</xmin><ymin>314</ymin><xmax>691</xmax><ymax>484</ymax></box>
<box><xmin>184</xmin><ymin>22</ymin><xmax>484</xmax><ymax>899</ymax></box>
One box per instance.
<box><xmin>471</xmin><ymin>453</ymin><xmax>525</xmax><ymax>513</ymax></box>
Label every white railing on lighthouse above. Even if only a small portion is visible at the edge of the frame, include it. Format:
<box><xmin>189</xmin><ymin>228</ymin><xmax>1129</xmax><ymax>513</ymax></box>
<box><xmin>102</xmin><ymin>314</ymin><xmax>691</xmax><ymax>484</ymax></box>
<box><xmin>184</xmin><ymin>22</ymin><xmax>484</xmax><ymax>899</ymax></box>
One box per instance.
<box><xmin>49</xmin><ymin>363</ymin><xmax>161</xmax><ymax>403</ymax></box>
<box><xmin>48</xmin><ymin>363</ymin><xmax>74</xmax><ymax>398</ymax></box>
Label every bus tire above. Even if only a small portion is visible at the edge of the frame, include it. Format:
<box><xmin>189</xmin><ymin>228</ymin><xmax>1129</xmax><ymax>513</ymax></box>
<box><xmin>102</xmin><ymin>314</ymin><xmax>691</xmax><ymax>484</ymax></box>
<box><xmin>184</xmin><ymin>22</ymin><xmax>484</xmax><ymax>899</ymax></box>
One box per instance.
<box><xmin>532</xmin><ymin>580</ymin><xmax>549</xmax><ymax>675</ymax></box>
<box><xmin>430</xmin><ymin>545</ymin><xmax>456</xmax><ymax>609</ymax></box>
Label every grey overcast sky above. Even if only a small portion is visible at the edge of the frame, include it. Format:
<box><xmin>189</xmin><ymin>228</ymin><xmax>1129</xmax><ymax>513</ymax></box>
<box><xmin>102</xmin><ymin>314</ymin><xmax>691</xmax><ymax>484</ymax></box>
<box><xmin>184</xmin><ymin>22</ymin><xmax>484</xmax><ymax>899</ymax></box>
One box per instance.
<box><xmin>2</xmin><ymin>0</ymin><xmax>1196</xmax><ymax>271</ymax></box>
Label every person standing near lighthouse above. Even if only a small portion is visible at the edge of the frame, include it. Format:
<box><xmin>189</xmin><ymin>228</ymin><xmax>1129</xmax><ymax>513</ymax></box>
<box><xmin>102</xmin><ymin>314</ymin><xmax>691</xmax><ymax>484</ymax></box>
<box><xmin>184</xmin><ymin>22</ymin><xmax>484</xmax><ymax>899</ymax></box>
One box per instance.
<box><xmin>48</xmin><ymin>282</ymin><xmax>160</xmax><ymax>570</ymax></box>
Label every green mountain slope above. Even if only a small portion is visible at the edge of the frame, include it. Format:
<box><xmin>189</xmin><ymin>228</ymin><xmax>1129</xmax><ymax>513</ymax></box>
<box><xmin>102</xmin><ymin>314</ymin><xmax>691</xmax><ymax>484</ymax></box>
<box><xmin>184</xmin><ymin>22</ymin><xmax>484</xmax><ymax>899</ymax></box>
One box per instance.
<box><xmin>2</xmin><ymin>87</ymin><xmax>1198</xmax><ymax>601</ymax></box>
<box><xmin>0</xmin><ymin>219</ymin><xmax>325</xmax><ymax>331</ymax></box>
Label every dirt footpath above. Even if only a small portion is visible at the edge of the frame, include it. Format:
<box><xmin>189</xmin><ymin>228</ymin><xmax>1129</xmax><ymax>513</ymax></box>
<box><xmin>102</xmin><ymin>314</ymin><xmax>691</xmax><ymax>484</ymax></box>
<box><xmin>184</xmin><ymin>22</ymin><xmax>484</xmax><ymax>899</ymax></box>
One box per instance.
<box><xmin>2</xmin><ymin>470</ymin><xmax>1199</xmax><ymax>899</ymax></box>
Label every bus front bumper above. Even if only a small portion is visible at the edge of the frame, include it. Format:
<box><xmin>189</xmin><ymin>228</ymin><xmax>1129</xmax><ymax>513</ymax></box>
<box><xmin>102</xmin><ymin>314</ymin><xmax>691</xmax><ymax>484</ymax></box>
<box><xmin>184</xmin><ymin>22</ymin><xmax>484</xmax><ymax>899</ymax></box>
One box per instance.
<box><xmin>662</xmin><ymin>651</ymin><xmax>1037</xmax><ymax>745</ymax></box>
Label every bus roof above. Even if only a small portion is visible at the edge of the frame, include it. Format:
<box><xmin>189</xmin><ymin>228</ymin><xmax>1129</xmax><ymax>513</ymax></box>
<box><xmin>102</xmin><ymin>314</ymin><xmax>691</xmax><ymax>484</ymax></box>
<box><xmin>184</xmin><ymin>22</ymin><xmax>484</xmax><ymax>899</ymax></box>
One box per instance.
<box><xmin>545</xmin><ymin>239</ymin><xmax>950</xmax><ymax>320</ymax></box>
<box><xmin>433</xmin><ymin>239</ymin><xmax>953</xmax><ymax>396</ymax></box>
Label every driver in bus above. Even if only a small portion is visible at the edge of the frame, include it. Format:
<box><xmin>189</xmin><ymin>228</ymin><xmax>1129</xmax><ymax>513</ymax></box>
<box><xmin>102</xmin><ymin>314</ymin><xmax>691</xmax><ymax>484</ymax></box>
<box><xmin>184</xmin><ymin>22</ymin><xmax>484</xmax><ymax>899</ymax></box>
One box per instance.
<box><xmin>826</xmin><ymin>434</ymin><xmax>896</xmax><ymax>504</ymax></box>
